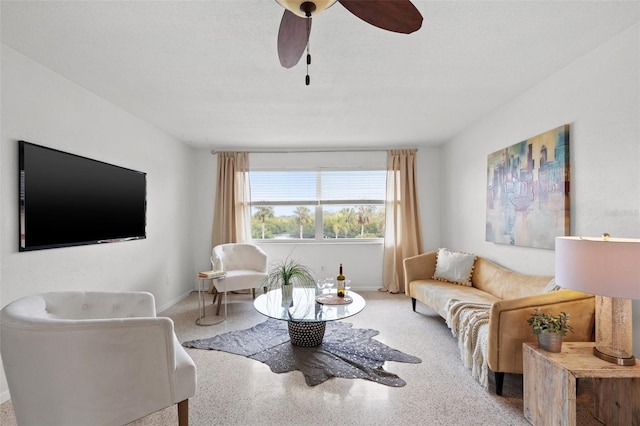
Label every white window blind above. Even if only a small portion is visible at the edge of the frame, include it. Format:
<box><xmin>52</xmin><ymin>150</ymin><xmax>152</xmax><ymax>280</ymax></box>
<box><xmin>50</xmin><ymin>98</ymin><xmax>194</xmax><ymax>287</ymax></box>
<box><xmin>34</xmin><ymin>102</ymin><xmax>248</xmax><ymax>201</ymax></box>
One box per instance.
<box><xmin>250</xmin><ymin>170</ymin><xmax>386</xmax><ymax>206</ymax></box>
<box><xmin>319</xmin><ymin>170</ymin><xmax>386</xmax><ymax>204</ymax></box>
<box><xmin>250</xmin><ymin>171</ymin><xmax>316</xmax><ymax>205</ymax></box>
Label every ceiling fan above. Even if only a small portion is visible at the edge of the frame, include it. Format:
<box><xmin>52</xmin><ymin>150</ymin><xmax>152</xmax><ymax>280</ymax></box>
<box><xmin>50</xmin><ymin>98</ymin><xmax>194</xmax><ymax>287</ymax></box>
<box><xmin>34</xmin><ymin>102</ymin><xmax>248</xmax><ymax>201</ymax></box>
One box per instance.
<box><xmin>275</xmin><ymin>0</ymin><xmax>423</xmax><ymax>83</ymax></box>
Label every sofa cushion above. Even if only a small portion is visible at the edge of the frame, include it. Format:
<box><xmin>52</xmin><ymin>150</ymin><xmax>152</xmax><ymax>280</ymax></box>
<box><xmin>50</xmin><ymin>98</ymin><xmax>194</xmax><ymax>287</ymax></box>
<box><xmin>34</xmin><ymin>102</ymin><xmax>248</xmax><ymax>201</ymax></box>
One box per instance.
<box><xmin>433</xmin><ymin>248</ymin><xmax>476</xmax><ymax>286</ymax></box>
<box><xmin>214</xmin><ymin>270</ymin><xmax>268</xmax><ymax>293</ymax></box>
<box><xmin>471</xmin><ymin>257</ymin><xmax>551</xmax><ymax>299</ymax></box>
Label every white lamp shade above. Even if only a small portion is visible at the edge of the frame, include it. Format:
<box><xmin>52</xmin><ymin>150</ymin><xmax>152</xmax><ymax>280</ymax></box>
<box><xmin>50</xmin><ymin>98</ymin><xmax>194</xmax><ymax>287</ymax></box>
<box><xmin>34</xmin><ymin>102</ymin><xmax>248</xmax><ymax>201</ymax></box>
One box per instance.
<box><xmin>276</xmin><ymin>0</ymin><xmax>339</xmax><ymax>17</ymax></box>
<box><xmin>555</xmin><ymin>236</ymin><xmax>640</xmax><ymax>300</ymax></box>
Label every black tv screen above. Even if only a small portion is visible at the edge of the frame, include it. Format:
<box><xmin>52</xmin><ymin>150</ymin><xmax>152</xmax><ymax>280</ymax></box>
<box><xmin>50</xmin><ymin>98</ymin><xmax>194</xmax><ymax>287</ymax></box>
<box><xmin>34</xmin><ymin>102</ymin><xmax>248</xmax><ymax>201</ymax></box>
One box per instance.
<box><xmin>19</xmin><ymin>141</ymin><xmax>146</xmax><ymax>251</ymax></box>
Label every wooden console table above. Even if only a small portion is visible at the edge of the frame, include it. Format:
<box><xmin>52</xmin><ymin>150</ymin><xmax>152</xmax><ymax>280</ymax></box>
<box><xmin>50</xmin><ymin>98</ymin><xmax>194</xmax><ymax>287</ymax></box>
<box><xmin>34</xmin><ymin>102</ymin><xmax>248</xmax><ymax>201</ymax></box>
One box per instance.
<box><xmin>523</xmin><ymin>342</ymin><xmax>640</xmax><ymax>426</ymax></box>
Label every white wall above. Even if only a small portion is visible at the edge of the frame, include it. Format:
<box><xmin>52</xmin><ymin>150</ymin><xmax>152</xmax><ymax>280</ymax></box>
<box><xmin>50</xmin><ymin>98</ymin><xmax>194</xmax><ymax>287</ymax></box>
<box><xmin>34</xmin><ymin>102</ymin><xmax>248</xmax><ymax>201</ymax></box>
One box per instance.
<box><xmin>439</xmin><ymin>25</ymin><xmax>640</xmax><ymax>355</ymax></box>
<box><xmin>416</xmin><ymin>146</ymin><xmax>442</xmax><ymax>251</ymax></box>
<box><xmin>191</xmin><ymin>148</ymin><xmax>217</xmax><ymax>285</ymax></box>
<box><xmin>256</xmin><ymin>242</ymin><xmax>383</xmax><ymax>290</ymax></box>
<box><xmin>0</xmin><ymin>46</ymin><xmax>197</xmax><ymax>402</ymax></box>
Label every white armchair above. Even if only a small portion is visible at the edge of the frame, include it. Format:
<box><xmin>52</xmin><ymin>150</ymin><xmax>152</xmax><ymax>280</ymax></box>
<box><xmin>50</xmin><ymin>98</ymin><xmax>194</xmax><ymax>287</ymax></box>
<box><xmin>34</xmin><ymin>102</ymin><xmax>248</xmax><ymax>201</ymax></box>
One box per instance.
<box><xmin>0</xmin><ymin>291</ymin><xmax>196</xmax><ymax>426</ymax></box>
<box><xmin>211</xmin><ymin>243</ymin><xmax>268</xmax><ymax>315</ymax></box>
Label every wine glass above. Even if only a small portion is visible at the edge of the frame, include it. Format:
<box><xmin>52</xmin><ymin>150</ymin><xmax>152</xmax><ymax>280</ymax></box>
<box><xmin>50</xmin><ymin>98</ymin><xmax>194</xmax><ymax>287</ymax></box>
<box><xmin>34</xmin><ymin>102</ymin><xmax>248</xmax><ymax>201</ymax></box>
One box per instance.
<box><xmin>325</xmin><ymin>278</ymin><xmax>335</xmax><ymax>294</ymax></box>
<box><xmin>316</xmin><ymin>279</ymin><xmax>326</xmax><ymax>295</ymax></box>
<box><xmin>344</xmin><ymin>279</ymin><xmax>351</xmax><ymax>297</ymax></box>
<box><xmin>211</xmin><ymin>253</ymin><xmax>223</xmax><ymax>272</ymax></box>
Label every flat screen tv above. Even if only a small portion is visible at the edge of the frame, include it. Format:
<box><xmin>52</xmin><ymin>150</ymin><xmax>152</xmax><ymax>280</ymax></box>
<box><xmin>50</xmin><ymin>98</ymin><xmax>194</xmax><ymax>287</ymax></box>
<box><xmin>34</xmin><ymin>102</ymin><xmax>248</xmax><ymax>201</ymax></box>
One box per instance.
<box><xmin>19</xmin><ymin>141</ymin><xmax>147</xmax><ymax>251</ymax></box>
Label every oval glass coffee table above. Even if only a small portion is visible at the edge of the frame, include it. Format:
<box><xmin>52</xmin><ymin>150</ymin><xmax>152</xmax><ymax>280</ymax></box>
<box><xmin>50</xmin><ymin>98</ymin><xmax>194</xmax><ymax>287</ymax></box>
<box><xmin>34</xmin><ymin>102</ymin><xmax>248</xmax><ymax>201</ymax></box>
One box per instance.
<box><xmin>254</xmin><ymin>287</ymin><xmax>366</xmax><ymax>347</ymax></box>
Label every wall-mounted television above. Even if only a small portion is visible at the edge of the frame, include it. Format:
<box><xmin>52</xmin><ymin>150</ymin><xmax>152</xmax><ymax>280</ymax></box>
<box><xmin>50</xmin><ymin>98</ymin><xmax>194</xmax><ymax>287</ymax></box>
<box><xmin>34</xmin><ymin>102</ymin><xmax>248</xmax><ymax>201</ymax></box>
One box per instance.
<box><xmin>19</xmin><ymin>141</ymin><xmax>147</xmax><ymax>251</ymax></box>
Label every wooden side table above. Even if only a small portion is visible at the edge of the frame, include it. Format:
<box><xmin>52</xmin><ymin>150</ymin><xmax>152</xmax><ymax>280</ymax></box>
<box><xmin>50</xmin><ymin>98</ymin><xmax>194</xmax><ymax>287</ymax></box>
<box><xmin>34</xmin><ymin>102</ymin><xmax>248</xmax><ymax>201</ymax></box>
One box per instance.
<box><xmin>523</xmin><ymin>342</ymin><xmax>640</xmax><ymax>426</ymax></box>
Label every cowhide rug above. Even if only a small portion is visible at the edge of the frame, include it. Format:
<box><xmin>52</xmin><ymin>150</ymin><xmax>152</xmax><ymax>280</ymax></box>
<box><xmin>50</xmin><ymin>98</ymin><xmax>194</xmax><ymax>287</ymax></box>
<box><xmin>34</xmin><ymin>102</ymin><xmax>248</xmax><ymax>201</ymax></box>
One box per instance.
<box><xmin>182</xmin><ymin>319</ymin><xmax>421</xmax><ymax>387</ymax></box>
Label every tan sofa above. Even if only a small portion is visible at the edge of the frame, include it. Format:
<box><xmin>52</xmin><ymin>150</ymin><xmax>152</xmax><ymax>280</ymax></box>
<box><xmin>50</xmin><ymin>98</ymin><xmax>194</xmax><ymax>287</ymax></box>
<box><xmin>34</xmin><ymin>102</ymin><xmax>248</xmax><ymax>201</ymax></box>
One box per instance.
<box><xmin>403</xmin><ymin>250</ymin><xmax>595</xmax><ymax>395</ymax></box>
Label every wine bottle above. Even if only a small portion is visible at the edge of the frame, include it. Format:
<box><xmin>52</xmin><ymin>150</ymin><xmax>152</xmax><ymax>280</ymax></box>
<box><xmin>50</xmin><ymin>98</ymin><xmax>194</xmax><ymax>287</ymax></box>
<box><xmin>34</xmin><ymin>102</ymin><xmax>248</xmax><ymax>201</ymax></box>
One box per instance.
<box><xmin>337</xmin><ymin>263</ymin><xmax>345</xmax><ymax>298</ymax></box>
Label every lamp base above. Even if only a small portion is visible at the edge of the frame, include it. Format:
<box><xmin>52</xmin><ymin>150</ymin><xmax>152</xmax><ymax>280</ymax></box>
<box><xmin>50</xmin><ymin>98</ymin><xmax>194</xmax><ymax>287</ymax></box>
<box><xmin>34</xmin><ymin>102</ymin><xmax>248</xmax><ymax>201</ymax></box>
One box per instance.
<box><xmin>593</xmin><ymin>345</ymin><xmax>636</xmax><ymax>366</ymax></box>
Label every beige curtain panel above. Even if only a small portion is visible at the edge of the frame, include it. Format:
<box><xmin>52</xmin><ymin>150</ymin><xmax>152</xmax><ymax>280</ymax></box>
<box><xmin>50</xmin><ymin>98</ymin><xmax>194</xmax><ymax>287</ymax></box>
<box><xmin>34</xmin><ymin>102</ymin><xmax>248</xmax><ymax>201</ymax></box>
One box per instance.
<box><xmin>382</xmin><ymin>149</ymin><xmax>424</xmax><ymax>294</ymax></box>
<box><xmin>212</xmin><ymin>152</ymin><xmax>251</xmax><ymax>246</ymax></box>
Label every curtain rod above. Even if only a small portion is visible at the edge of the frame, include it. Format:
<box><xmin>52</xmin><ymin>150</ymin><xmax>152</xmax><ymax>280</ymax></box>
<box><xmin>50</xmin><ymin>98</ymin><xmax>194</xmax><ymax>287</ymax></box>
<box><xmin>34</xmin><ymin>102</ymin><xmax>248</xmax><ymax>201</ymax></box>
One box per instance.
<box><xmin>210</xmin><ymin>148</ymin><xmax>418</xmax><ymax>155</ymax></box>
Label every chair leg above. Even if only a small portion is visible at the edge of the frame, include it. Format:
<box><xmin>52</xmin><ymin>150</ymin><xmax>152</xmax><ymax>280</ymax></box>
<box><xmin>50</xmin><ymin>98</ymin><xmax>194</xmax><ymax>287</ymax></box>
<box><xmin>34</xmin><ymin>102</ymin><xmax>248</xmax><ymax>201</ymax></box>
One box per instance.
<box><xmin>177</xmin><ymin>399</ymin><xmax>189</xmax><ymax>426</ymax></box>
<box><xmin>215</xmin><ymin>291</ymin><xmax>223</xmax><ymax>315</ymax></box>
<box><xmin>252</xmin><ymin>288</ymin><xmax>256</xmax><ymax>299</ymax></box>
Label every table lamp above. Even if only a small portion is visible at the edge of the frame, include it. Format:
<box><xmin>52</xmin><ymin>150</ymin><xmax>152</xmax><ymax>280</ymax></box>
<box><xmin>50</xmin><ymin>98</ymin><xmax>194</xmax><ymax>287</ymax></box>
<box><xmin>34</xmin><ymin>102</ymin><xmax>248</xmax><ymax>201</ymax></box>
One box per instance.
<box><xmin>555</xmin><ymin>235</ymin><xmax>640</xmax><ymax>366</ymax></box>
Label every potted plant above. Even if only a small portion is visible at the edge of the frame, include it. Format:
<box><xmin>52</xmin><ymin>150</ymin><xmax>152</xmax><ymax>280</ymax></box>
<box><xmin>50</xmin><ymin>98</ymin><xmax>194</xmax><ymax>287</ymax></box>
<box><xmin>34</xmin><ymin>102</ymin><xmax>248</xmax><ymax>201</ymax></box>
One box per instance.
<box><xmin>262</xmin><ymin>257</ymin><xmax>316</xmax><ymax>305</ymax></box>
<box><xmin>527</xmin><ymin>308</ymin><xmax>574</xmax><ymax>352</ymax></box>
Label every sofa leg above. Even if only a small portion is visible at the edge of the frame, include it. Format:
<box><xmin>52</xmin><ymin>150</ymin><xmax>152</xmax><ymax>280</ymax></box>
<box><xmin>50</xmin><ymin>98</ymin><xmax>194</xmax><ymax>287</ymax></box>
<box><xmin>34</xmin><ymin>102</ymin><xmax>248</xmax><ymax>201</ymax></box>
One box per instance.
<box><xmin>411</xmin><ymin>298</ymin><xmax>416</xmax><ymax>312</ymax></box>
<box><xmin>177</xmin><ymin>399</ymin><xmax>189</xmax><ymax>426</ymax></box>
<box><xmin>495</xmin><ymin>372</ymin><xmax>504</xmax><ymax>396</ymax></box>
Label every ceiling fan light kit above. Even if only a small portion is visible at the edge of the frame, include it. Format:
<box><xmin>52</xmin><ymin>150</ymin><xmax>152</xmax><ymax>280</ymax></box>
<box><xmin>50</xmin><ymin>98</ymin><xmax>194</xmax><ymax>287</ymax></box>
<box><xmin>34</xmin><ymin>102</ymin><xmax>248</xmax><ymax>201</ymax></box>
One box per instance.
<box><xmin>276</xmin><ymin>0</ymin><xmax>338</xmax><ymax>18</ymax></box>
<box><xmin>275</xmin><ymin>0</ymin><xmax>423</xmax><ymax>85</ymax></box>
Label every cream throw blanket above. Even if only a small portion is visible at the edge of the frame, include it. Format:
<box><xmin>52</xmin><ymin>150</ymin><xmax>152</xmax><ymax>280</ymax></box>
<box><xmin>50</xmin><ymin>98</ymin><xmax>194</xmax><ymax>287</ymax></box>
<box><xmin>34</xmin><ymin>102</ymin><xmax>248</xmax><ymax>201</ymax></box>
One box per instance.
<box><xmin>446</xmin><ymin>300</ymin><xmax>491</xmax><ymax>388</ymax></box>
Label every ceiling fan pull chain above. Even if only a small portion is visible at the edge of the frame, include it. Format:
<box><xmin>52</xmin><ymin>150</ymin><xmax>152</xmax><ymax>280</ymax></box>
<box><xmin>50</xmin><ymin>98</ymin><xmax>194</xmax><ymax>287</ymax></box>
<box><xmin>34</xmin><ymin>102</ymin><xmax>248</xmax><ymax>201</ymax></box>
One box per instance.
<box><xmin>305</xmin><ymin>17</ymin><xmax>311</xmax><ymax>86</ymax></box>
<box><xmin>306</xmin><ymin>50</ymin><xmax>311</xmax><ymax>85</ymax></box>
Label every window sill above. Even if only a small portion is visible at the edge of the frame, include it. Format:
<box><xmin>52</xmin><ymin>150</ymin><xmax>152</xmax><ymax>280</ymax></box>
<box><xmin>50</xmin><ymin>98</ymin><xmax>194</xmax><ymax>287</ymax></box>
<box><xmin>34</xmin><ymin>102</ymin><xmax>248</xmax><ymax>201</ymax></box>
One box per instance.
<box><xmin>251</xmin><ymin>239</ymin><xmax>383</xmax><ymax>245</ymax></box>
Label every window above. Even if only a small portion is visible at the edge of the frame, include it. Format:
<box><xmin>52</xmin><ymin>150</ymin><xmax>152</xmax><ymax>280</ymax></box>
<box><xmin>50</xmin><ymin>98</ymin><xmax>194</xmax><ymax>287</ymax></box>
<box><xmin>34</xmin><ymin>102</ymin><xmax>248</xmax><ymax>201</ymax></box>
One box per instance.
<box><xmin>250</xmin><ymin>169</ymin><xmax>386</xmax><ymax>241</ymax></box>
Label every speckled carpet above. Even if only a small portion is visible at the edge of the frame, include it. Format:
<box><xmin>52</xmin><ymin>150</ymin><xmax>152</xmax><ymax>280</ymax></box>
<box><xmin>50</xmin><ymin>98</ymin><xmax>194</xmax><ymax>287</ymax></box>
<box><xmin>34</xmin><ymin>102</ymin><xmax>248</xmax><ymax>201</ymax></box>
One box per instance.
<box><xmin>182</xmin><ymin>318</ymin><xmax>421</xmax><ymax>386</ymax></box>
<box><xmin>2</xmin><ymin>292</ymin><xmax>604</xmax><ymax>425</ymax></box>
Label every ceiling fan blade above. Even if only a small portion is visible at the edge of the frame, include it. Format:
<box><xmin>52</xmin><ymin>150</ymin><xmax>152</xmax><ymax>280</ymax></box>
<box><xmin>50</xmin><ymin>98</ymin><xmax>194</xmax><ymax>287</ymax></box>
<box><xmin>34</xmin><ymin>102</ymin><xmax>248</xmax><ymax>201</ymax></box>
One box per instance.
<box><xmin>338</xmin><ymin>0</ymin><xmax>423</xmax><ymax>34</ymax></box>
<box><xmin>278</xmin><ymin>10</ymin><xmax>311</xmax><ymax>68</ymax></box>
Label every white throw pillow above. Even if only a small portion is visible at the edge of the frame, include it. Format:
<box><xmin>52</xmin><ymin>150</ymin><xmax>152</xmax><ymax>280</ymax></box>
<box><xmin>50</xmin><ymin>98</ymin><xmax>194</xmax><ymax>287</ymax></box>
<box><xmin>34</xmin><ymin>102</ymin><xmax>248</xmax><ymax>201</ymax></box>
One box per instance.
<box><xmin>543</xmin><ymin>278</ymin><xmax>562</xmax><ymax>293</ymax></box>
<box><xmin>433</xmin><ymin>248</ymin><xmax>476</xmax><ymax>286</ymax></box>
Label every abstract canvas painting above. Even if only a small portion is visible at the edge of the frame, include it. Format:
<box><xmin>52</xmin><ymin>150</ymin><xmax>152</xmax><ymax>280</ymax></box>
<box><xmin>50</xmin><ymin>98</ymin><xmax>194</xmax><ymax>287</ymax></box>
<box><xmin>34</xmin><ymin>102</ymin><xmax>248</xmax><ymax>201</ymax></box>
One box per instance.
<box><xmin>486</xmin><ymin>125</ymin><xmax>570</xmax><ymax>249</ymax></box>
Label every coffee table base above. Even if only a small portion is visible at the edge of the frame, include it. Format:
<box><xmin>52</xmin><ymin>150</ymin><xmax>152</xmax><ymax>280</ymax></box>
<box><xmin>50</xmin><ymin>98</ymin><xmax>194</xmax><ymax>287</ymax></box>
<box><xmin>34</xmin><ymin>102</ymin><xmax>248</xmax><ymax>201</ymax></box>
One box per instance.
<box><xmin>288</xmin><ymin>321</ymin><xmax>326</xmax><ymax>347</ymax></box>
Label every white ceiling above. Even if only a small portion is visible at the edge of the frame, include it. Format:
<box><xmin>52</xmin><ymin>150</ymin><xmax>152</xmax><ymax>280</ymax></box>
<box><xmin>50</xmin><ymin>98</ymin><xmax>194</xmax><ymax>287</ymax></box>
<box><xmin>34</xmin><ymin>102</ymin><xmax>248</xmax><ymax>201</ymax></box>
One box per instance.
<box><xmin>2</xmin><ymin>1</ymin><xmax>639</xmax><ymax>151</ymax></box>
